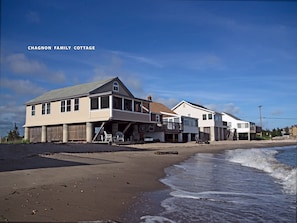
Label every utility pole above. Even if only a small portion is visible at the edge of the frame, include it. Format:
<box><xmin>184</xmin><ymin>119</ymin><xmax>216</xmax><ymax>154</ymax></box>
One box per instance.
<box><xmin>258</xmin><ymin>105</ymin><xmax>262</xmax><ymax>137</ymax></box>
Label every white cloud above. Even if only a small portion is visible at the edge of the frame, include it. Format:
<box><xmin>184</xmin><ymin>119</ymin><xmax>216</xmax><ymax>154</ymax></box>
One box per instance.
<box><xmin>108</xmin><ymin>50</ymin><xmax>163</xmax><ymax>68</ymax></box>
<box><xmin>223</xmin><ymin>103</ymin><xmax>240</xmax><ymax>114</ymax></box>
<box><xmin>6</xmin><ymin>53</ymin><xmax>46</xmax><ymax>74</ymax></box>
<box><xmin>4</xmin><ymin>53</ymin><xmax>66</xmax><ymax>84</ymax></box>
<box><xmin>0</xmin><ymin>78</ymin><xmax>46</xmax><ymax>95</ymax></box>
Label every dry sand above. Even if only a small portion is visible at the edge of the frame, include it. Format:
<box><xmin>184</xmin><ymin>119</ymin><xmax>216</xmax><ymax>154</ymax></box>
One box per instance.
<box><xmin>0</xmin><ymin>139</ymin><xmax>296</xmax><ymax>222</ymax></box>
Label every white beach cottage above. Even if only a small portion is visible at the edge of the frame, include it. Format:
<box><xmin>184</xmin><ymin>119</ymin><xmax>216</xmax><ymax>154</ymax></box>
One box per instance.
<box><xmin>172</xmin><ymin>101</ymin><xmax>227</xmax><ymax>141</ymax></box>
<box><xmin>222</xmin><ymin>112</ymin><xmax>256</xmax><ymax>140</ymax></box>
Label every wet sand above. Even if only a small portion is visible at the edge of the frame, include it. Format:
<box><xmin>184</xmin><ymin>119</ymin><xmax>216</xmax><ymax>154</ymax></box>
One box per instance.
<box><xmin>0</xmin><ymin>140</ymin><xmax>296</xmax><ymax>222</ymax></box>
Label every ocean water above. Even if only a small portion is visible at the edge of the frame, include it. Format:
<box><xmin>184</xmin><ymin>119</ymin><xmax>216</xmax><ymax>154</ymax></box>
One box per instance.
<box><xmin>126</xmin><ymin>145</ymin><xmax>297</xmax><ymax>223</ymax></box>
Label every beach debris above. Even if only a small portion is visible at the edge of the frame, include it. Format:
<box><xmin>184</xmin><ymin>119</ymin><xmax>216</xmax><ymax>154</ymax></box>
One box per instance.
<box><xmin>154</xmin><ymin>151</ymin><xmax>178</xmax><ymax>155</ymax></box>
<box><xmin>31</xmin><ymin>209</ymin><xmax>37</xmax><ymax>215</ymax></box>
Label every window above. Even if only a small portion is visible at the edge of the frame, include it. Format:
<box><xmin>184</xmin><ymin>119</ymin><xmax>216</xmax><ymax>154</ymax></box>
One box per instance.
<box><xmin>67</xmin><ymin>99</ymin><xmax>71</xmax><ymax>112</ymax></box>
<box><xmin>42</xmin><ymin>103</ymin><xmax>46</xmax><ymax>115</ymax></box>
<box><xmin>74</xmin><ymin>98</ymin><xmax>79</xmax><ymax>111</ymax></box>
<box><xmin>134</xmin><ymin>101</ymin><xmax>141</xmax><ymax>112</ymax></box>
<box><xmin>237</xmin><ymin>123</ymin><xmax>241</xmax><ymax>128</ymax></box>
<box><xmin>156</xmin><ymin>115</ymin><xmax>160</xmax><ymax>122</ymax></box>
<box><xmin>101</xmin><ymin>96</ymin><xmax>109</xmax><ymax>109</ymax></box>
<box><xmin>245</xmin><ymin>123</ymin><xmax>249</xmax><ymax>128</ymax></box>
<box><xmin>61</xmin><ymin>101</ymin><xmax>66</xmax><ymax>112</ymax></box>
<box><xmin>91</xmin><ymin>97</ymin><xmax>99</xmax><ymax>110</ymax></box>
<box><xmin>142</xmin><ymin>101</ymin><xmax>149</xmax><ymax>113</ymax></box>
<box><xmin>46</xmin><ymin>103</ymin><xmax>51</xmax><ymax>114</ymax></box>
<box><xmin>202</xmin><ymin>114</ymin><xmax>207</xmax><ymax>120</ymax></box>
<box><xmin>113</xmin><ymin>96</ymin><xmax>122</xmax><ymax>110</ymax></box>
<box><xmin>31</xmin><ymin>105</ymin><xmax>35</xmax><ymax>116</ymax></box>
<box><xmin>113</xmin><ymin>81</ymin><xmax>119</xmax><ymax>92</ymax></box>
<box><xmin>124</xmin><ymin>99</ymin><xmax>132</xmax><ymax>111</ymax></box>
<box><xmin>208</xmin><ymin>114</ymin><xmax>213</xmax><ymax>120</ymax></box>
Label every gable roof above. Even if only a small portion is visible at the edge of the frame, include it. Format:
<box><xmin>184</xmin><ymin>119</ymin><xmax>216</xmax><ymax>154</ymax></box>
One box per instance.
<box><xmin>222</xmin><ymin>112</ymin><xmax>242</xmax><ymax>121</ymax></box>
<box><xmin>26</xmin><ymin>77</ymin><xmax>118</xmax><ymax>105</ymax></box>
<box><xmin>172</xmin><ymin>100</ymin><xmax>218</xmax><ymax>114</ymax></box>
<box><xmin>150</xmin><ymin>101</ymin><xmax>177</xmax><ymax>116</ymax></box>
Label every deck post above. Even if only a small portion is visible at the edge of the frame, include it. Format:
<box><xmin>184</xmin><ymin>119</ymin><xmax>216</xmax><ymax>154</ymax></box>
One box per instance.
<box><xmin>86</xmin><ymin>122</ymin><xmax>93</xmax><ymax>143</ymax></box>
<box><xmin>63</xmin><ymin>124</ymin><xmax>68</xmax><ymax>143</ymax></box>
<box><xmin>41</xmin><ymin>125</ymin><xmax>47</xmax><ymax>143</ymax></box>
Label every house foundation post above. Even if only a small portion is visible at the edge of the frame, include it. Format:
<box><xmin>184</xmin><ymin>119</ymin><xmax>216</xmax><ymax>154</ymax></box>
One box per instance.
<box><xmin>24</xmin><ymin>127</ymin><xmax>29</xmax><ymax>141</ymax></box>
<box><xmin>210</xmin><ymin>126</ymin><xmax>215</xmax><ymax>141</ymax></box>
<box><xmin>63</xmin><ymin>124</ymin><xmax>68</xmax><ymax>143</ymax></box>
<box><xmin>86</xmin><ymin>122</ymin><xmax>93</xmax><ymax>143</ymax></box>
<box><xmin>178</xmin><ymin>133</ymin><xmax>183</xmax><ymax>142</ymax></box>
<box><xmin>188</xmin><ymin>133</ymin><xmax>191</xmax><ymax>142</ymax></box>
<box><xmin>41</xmin><ymin>125</ymin><xmax>47</xmax><ymax>143</ymax></box>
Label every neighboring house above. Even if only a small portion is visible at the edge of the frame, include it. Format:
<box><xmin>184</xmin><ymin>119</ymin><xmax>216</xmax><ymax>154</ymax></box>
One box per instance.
<box><xmin>289</xmin><ymin>125</ymin><xmax>297</xmax><ymax>137</ymax></box>
<box><xmin>222</xmin><ymin>112</ymin><xmax>256</xmax><ymax>140</ymax></box>
<box><xmin>24</xmin><ymin>77</ymin><xmax>157</xmax><ymax>143</ymax></box>
<box><xmin>172</xmin><ymin>101</ymin><xmax>226</xmax><ymax>141</ymax></box>
<box><xmin>148</xmin><ymin>98</ymin><xmax>199</xmax><ymax>142</ymax></box>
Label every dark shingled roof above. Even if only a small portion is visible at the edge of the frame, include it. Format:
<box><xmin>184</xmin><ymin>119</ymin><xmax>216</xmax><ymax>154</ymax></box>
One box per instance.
<box><xmin>186</xmin><ymin>101</ymin><xmax>207</xmax><ymax>109</ymax></box>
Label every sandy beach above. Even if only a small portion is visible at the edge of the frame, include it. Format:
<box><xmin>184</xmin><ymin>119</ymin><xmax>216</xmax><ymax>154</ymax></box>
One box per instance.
<box><xmin>0</xmin><ymin>139</ymin><xmax>296</xmax><ymax>222</ymax></box>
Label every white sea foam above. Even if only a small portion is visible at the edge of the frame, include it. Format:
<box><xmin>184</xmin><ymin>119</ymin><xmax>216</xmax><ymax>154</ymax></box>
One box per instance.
<box><xmin>140</xmin><ymin>215</ymin><xmax>176</xmax><ymax>223</ymax></box>
<box><xmin>226</xmin><ymin>148</ymin><xmax>297</xmax><ymax>195</ymax></box>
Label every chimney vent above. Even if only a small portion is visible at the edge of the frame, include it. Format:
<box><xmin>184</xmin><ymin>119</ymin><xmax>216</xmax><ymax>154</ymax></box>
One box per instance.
<box><xmin>148</xmin><ymin>95</ymin><xmax>152</xmax><ymax>101</ymax></box>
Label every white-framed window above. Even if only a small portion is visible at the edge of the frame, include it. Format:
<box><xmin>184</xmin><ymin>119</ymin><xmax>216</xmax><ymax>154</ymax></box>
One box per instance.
<box><xmin>91</xmin><ymin>97</ymin><xmax>99</xmax><ymax>110</ymax></box>
<box><xmin>124</xmin><ymin>98</ymin><xmax>132</xmax><ymax>111</ymax></box>
<box><xmin>202</xmin><ymin>114</ymin><xmax>207</xmax><ymax>120</ymax></box>
<box><xmin>208</xmin><ymin>114</ymin><xmax>213</xmax><ymax>120</ymax></box>
<box><xmin>101</xmin><ymin>96</ymin><xmax>109</xmax><ymax>109</ymax></box>
<box><xmin>46</xmin><ymin>103</ymin><xmax>51</xmax><ymax>114</ymax></box>
<box><xmin>42</xmin><ymin>103</ymin><xmax>50</xmax><ymax>115</ymax></box>
<box><xmin>66</xmin><ymin>99</ymin><xmax>71</xmax><ymax>112</ymax></box>
<box><xmin>113</xmin><ymin>96</ymin><xmax>122</xmax><ymax>110</ymax></box>
<box><xmin>61</xmin><ymin>101</ymin><xmax>66</xmax><ymax>112</ymax></box>
<box><xmin>113</xmin><ymin>81</ymin><xmax>119</xmax><ymax>92</ymax></box>
<box><xmin>31</xmin><ymin>105</ymin><xmax>35</xmax><ymax>116</ymax></box>
<box><xmin>74</xmin><ymin>98</ymin><xmax>79</xmax><ymax>111</ymax></box>
<box><xmin>42</xmin><ymin>103</ymin><xmax>46</xmax><ymax>115</ymax></box>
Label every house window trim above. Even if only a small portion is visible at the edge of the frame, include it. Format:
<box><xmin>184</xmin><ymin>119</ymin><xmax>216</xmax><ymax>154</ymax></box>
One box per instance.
<box><xmin>66</xmin><ymin>99</ymin><xmax>71</xmax><ymax>112</ymax></box>
<box><xmin>61</xmin><ymin>101</ymin><xmax>66</xmax><ymax>113</ymax></box>
<box><xmin>100</xmin><ymin>95</ymin><xmax>110</xmax><ymax>109</ymax></box>
<box><xmin>208</xmin><ymin>114</ymin><xmax>213</xmax><ymax>120</ymax></box>
<box><xmin>31</xmin><ymin>105</ymin><xmax>35</xmax><ymax>116</ymax></box>
<box><xmin>46</xmin><ymin>102</ymin><xmax>51</xmax><ymax>114</ymax></box>
<box><xmin>113</xmin><ymin>81</ymin><xmax>119</xmax><ymax>92</ymax></box>
<box><xmin>74</xmin><ymin>98</ymin><xmax>79</xmax><ymax>111</ymax></box>
<box><xmin>42</xmin><ymin>103</ymin><xmax>46</xmax><ymax>115</ymax></box>
<box><xmin>90</xmin><ymin>97</ymin><xmax>99</xmax><ymax>110</ymax></box>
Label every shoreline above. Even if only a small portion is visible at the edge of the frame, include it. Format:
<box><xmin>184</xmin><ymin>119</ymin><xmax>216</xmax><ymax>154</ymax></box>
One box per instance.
<box><xmin>0</xmin><ymin>140</ymin><xmax>296</xmax><ymax>222</ymax></box>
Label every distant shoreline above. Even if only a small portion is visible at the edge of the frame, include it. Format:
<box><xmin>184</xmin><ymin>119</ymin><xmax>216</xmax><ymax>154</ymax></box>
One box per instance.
<box><xmin>0</xmin><ymin>140</ymin><xmax>296</xmax><ymax>222</ymax></box>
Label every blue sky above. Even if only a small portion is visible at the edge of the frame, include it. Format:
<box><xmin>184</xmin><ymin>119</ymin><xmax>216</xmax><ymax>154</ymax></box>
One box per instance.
<box><xmin>1</xmin><ymin>0</ymin><xmax>297</xmax><ymax>137</ymax></box>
